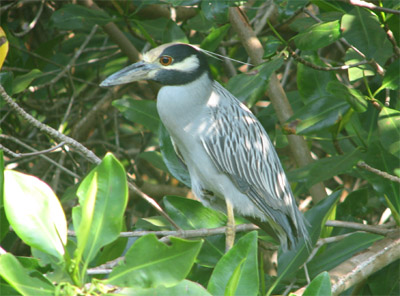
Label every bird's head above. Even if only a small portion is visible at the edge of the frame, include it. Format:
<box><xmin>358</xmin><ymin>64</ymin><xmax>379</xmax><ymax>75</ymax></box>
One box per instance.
<box><xmin>100</xmin><ymin>43</ymin><xmax>212</xmax><ymax>87</ymax></box>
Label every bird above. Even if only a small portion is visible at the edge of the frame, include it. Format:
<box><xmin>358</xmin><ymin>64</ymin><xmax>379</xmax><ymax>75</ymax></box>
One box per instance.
<box><xmin>100</xmin><ymin>43</ymin><xmax>310</xmax><ymax>251</ymax></box>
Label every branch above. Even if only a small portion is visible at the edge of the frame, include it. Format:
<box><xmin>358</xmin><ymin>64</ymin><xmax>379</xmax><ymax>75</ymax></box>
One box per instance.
<box><xmin>0</xmin><ymin>85</ymin><xmax>178</xmax><ymax>229</ymax></box>
<box><xmin>80</xmin><ymin>0</ymin><xmax>141</xmax><ymax>63</ymax></box>
<box><xmin>357</xmin><ymin>161</ymin><xmax>400</xmax><ymax>183</ymax></box>
<box><xmin>228</xmin><ymin>6</ymin><xmax>327</xmax><ymax>203</ymax></box>
<box><xmin>325</xmin><ymin>220</ymin><xmax>397</xmax><ymax>236</ymax></box>
<box><xmin>85</xmin><ymin>223</ymin><xmax>259</xmax><ymax>275</ymax></box>
<box><xmin>342</xmin><ymin>0</ymin><xmax>400</xmax><ymax>15</ymax></box>
<box><xmin>0</xmin><ymin>85</ymin><xmax>101</xmax><ymax>164</ymax></box>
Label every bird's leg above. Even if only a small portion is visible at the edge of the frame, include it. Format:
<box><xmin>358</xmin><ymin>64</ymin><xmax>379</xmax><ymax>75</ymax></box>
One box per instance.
<box><xmin>225</xmin><ymin>199</ymin><xmax>236</xmax><ymax>252</ymax></box>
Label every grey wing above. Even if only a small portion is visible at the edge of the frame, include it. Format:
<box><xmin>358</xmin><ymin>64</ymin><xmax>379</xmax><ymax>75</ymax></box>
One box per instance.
<box><xmin>201</xmin><ymin>83</ymin><xmax>300</xmax><ymax>239</ymax></box>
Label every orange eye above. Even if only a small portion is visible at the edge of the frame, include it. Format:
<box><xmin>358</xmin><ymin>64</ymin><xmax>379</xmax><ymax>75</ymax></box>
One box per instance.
<box><xmin>159</xmin><ymin>56</ymin><xmax>173</xmax><ymax>66</ymax></box>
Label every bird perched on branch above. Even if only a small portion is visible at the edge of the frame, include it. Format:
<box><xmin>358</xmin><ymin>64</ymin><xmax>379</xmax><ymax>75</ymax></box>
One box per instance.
<box><xmin>101</xmin><ymin>43</ymin><xmax>310</xmax><ymax>251</ymax></box>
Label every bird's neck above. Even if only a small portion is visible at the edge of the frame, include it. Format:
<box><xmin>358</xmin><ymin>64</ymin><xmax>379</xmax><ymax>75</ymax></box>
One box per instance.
<box><xmin>156</xmin><ymin>73</ymin><xmax>214</xmax><ymax>138</ymax></box>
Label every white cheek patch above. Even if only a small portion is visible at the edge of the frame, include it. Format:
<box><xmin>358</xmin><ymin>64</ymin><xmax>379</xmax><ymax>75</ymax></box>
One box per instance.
<box><xmin>167</xmin><ymin>55</ymin><xmax>199</xmax><ymax>72</ymax></box>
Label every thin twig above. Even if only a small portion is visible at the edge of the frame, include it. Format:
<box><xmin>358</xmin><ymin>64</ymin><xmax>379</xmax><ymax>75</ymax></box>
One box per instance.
<box><xmin>13</xmin><ymin>0</ymin><xmax>45</xmax><ymax>37</ymax></box>
<box><xmin>325</xmin><ymin>220</ymin><xmax>397</xmax><ymax>236</ymax></box>
<box><xmin>357</xmin><ymin>161</ymin><xmax>400</xmax><ymax>184</ymax></box>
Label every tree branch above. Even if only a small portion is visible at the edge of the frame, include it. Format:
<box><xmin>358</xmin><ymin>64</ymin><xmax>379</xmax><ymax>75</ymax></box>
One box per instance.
<box><xmin>342</xmin><ymin>0</ymin><xmax>400</xmax><ymax>15</ymax></box>
<box><xmin>357</xmin><ymin>161</ymin><xmax>400</xmax><ymax>183</ymax></box>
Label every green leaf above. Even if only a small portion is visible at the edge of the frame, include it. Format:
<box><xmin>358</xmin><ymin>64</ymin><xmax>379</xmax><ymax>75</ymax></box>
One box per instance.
<box><xmin>3</xmin><ymin>170</ymin><xmax>67</xmax><ymax>260</ymax></box>
<box><xmin>164</xmin><ymin>196</ymin><xmax>226</xmax><ymax>267</ymax></box>
<box><xmin>227</xmin><ymin>57</ymin><xmax>283</xmax><ymax>106</ymax></box>
<box><xmin>201</xmin><ymin>0</ymin><xmax>229</xmax><ymax>24</ymax></box>
<box><xmin>51</xmin><ymin>4</ymin><xmax>111</xmax><ymax>30</ymax></box>
<box><xmin>345</xmin><ymin>48</ymin><xmax>375</xmax><ymax>82</ymax></box>
<box><xmin>201</xmin><ymin>24</ymin><xmax>231</xmax><ymax>52</ymax></box>
<box><xmin>276</xmin><ymin>191</ymin><xmax>341</xmax><ymax>286</ymax></box>
<box><xmin>208</xmin><ymin>231</ymin><xmax>259</xmax><ymax>296</ymax></box>
<box><xmin>326</xmin><ymin>81</ymin><xmax>367</xmax><ymax>113</ymax></box>
<box><xmin>378</xmin><ymin>107</ymin><xmax>400</xmax><ymax>159</ymax></box>
<box><xmin>72</xmin><ymin>153</ymin><xmax>128</xmax><ymax>269</ymax></box>
<box><xmin>287</xmin><ymin>149</ymin><xmax>363</xmax><ymax>188</ymax></box>
<box><xmin>303</xmin><ymin>272</ymin><xmax>331</xmax><ymax>296</ymax></box>
<box><xmin>0</xmin><ymin>253</ymin><xmax>55</xmax><ymax>296</ymax></box>
<box><xmin>381</xmin><ymin>59</ymin><xmax>400</xmax><ymax>91</ymax></box>
<box><xmin>263</xmin><ymin>36</ymin><xmax>282</xmax><ymax>59</ymax></box>
<box><xmin>117</xmin><ymin>280</ymin><xmax>212</xmax><ymax>296</ymax></box>
<box><xmin>307</xmin><ymin>233</ymin><xmax>382</xmax><ymax>279</ymax></box>
<box><xmin>138</xmin><ymin>18</ymin><xmax>188</xmax><ymax>43</ymax></box>
<box><xmin>163</xmin><ymin>19</ymin><xmax>188</xmax><ymax>43</ymax></box>
<box><xmin>359</xmin><ymin>143</ymin><xmax>400</xmax><ymax>213</ymax></box>
<box><xmin>11</xmin><ymin>69</ymin><xmax>42</xmax><ymax>94</ymax></box>
<box><xmin>159</xmin><ymin>124</ymin><xmax>191</xmax><ymax>187</ymax></box>
<box><xmin>286</xmin><ymin>95</ymin><xmax>350</xmax><ymax>135</ymax></box>
<box><xmin>341</xmin><ymin>7</ymin><xmax>388</xmax><ymax>60</ymax></box>
<box><xmin>138</xmin><ymin>151</ymin><xmax>168</xmax><ymax>172</ymax></box>
<box><xmin>297</xmin><ymin>55</ymin><xmax>337</xmax><ymax>102</ymax></box>
<box><xmin>108</xmin><ymin>234</ymin><xmax>203</xmax><ymax>288</ymax></box>
<box><xmin>293</xmin><ymin>20</ymin><xmax>341</xmax><ymax>50</ymax></box>
<box><xmin>113</xmin><ymin>97</ymin><xmax>160</xmax><ymax>133</ymax></box>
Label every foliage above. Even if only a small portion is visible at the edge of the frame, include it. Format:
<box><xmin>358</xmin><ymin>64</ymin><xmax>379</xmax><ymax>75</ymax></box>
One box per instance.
<box><xmin>0</xmin><ymin>1</ymin><xmax>399</xmax><ymax>295</ymax></box>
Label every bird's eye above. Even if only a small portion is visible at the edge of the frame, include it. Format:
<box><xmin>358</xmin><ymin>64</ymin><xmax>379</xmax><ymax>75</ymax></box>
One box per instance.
<box><xmin>159</xmin><ymin>56</ymin><xmax>173</xmax><ymax>66</ymax></box>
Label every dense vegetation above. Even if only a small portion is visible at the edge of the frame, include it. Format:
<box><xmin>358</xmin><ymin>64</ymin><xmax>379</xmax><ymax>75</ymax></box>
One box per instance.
<box><xmin>0</xmin><ymin>1</ymin><xmax>399</xmax><ymax>295</ymax></box>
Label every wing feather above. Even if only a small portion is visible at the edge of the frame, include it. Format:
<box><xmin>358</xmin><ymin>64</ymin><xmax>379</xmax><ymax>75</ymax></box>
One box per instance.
<box><xmin>201</xmin><ymin>83</ymin><xmax>307</xmax><ymax>247</ymax></box>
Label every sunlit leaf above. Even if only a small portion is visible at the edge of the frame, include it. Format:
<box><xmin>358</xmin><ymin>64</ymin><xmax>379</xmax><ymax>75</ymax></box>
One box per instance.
<box><xmin>303</xmin><ymin>271</ymin><xmax>331</xmax><ymax>296</ymax></box>
<box><xmin>208</xmin><ymin>231</ymin><xmax>259</xmax><ymax>296</ymax></box>
<box><xmin>72</xmin><ymin>153</ymin><xmax>128</xmax><ymax>267</ymax></box>
<box><xmin>108</xmin><ymin>234</ymin><xmax>202</xmax><ymax>288</ymax></box>
<box><xmin>0</xmin><ymin>253</ymin><xmax>55</xmax><ymax>296</ymax></box>
<box><xmin>4</xmin><ymin>170</ymin><xmax>67</xmax><ymax>260</ymax></box>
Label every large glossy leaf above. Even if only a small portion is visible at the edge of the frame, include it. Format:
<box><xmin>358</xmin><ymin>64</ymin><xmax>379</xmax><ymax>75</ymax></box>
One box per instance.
<box><xmin>378</xmin><ymin>107</ymin><xmax>400</xmax><ymax>159</ymax></box>
<box><xmin>327</xmin><ymin>81</ymin><xmax>367</xmax><ymax>113</ymax></box>
<box><xmin>297</xmin><ymin>55</ymin><xmax>337</xmax><ymax>102</ymax></box>
<box><xmin>164</xmin><ymin>196</ymin><xmax>226</xmax><ymax>266</ymax></box>
<box><xmin>345</xmin><ymin>48</ymin><xmax>375</xmax><ymax>82</ymax></box>
<box><xmin>118</xmin><ymin>280</ymin><xmax>212</xmax><ymax>296</ymax></box>
<box><xmin>108</xmin><ymin>234</ymin><xmax>202</xmax><ymax>288</ymax></box>
<box><xmin>285</xmin><ymin>95</ymin><xmax>350</xmax><ymax>135</ymax></box>
<box><xmin>3</xmin><ymin>170</ymin><xmax>67</xmax><ymax>260</ymax></box>
<box><xmin>303</xmin><ymin>271</ymin><xmax>331</xmax><ymax>296</ymax></box>
<box><xmin>207</xmin><ymin>231</ymin><xmax>259</xmax><ymax>296</ymax></box>
<box><xmin>227</xmin><ymin>57</ymin><xmax>283</xmax><ymax>106</ymax></box>
<box><xmin>113</xmin><ymin>97</ymin><xmax>160</xmax><ymax>133</ymax></box>
<box><xmin>293</xmin><ymin>20</ymin><xmax>341</xmax><ymax>50</ymax></box>
<box><xmin>275</xmin><ymin>191</ymin><xmax>341</xmax><ymax>288</ymax></box>
<box><xmin>287</xmin><ymin>148</ymin><xmax>363</xmax><ymax>188</ymax></box>
<box><xmin>341</xmin><ymin>7</ymin><xmax>390</xmax><ymax>60</ymax></box>
<box><xmin>72</xmin><ymin>153</ymin><xmax>128</xmax><ymax>268</ymax></box>
<box><xmin>138</xmin><ymin>150</ymin><xmax>169</xmax><ymax>172</ymax></box>
<box><xmin>307</xmin><ymin>232</ymin><xmax>382</xmax><ymax>279</ymax></box>
<box><xmin>50</xmin><ymin>4</ymin><xmax>111</xmax><ymax>30</ymax></box>
<box><xmin>0</xmin><ymin>253</ymin><xmax>55</xmax><ymax>296</ymax></box>
<box><xmin>159</xmin><ymin>124</ymin><xmax>191</xmax><ymax>187</ymax></box>
<box><xmin>380</xmin><ymin>59</ymin><xmax>400</xmax><ymax>91</ymax></box>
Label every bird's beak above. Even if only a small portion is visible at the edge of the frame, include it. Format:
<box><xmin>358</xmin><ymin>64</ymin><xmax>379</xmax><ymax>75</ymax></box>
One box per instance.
<box><xmin>100</xmin><ymin>61</ymin><xmax>158</xmax><ymax>87</ymax></box>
